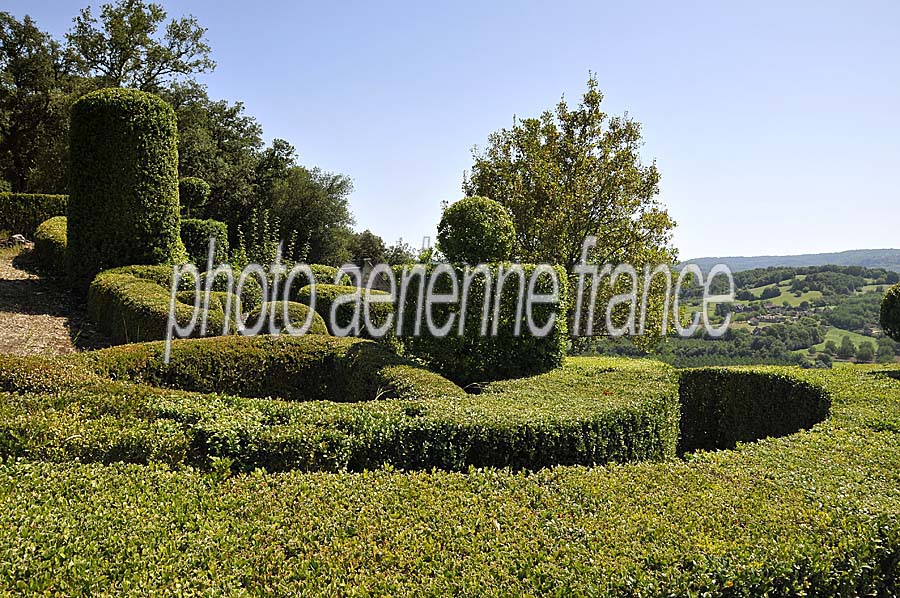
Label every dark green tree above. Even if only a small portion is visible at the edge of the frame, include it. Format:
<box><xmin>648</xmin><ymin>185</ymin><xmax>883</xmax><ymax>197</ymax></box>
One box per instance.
<box><xmin>0</xmin><ymin>13</ymin><xmax>66</xmax><ymax>192</ymax></box>
<box><xmin>856</xmin><ymin>341</ymin><xmax>875</xmax><ymax>363</ymax></box>
<box><xmin>837</xmin><ymin>336</ymin><xmax>856</xmax><ymax>360</ymax></box>
<box><xmin>65</xmin><ymin>0</ymin><xmax>214</xmax><ymax>92</ymax></box>
<box><xmin>348</xmin><ymin>229</ymin><xmax>387</xmax><ymax>266</ymax></box>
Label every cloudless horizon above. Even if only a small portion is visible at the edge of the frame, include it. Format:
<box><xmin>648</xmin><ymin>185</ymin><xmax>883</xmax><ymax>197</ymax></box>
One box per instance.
<box><xmin>8</xmin><ymin>0</ymin><xmax>900</xmax><ymax>260</ymax></box>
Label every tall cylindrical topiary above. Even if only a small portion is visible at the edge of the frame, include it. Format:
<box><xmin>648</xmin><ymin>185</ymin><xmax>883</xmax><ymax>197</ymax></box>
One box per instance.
<box><xmin>68</xmin><ymin>88</ymin><xmax>182</xmax><ymax>288</ymax></box>
<box><xmin>882</xmin><ymin>283</ymin><xmax>900</xmax><ymax>342</ymax></box>
<box><xmin>436</xmin><ymin>196</ymin><xmax>516</xmax><ymax>264</ymax></box>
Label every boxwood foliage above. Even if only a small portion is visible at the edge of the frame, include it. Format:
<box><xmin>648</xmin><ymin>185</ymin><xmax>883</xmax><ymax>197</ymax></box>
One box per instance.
<box><xmin>180</xmin><ymin>218</ymin><xmax>229</xmax><ymax>266</ymax></box>
<box><xmin>68</xmin><ymin>88</ymin><xmax>183</xmax><ymax>289</ymax></box>
<box><xmin>33</xmin><ymin>216</ymin><xmax>67</xmax><ymax>275</ymax></box>
<box><xmin>246</xmin><ymin>301</ymin><xmax>329</xmax><ymax>336</ymax></box>
<box><xmin>178</xmin><ymin>177</ymin><xmax>211</xmax><ymax>218</ymax></box>
<box><xmin>0</xmin><ymin>193</ymin><xmax>67</xmax><ymax>237</ymax></box>
<box><xmin>87</xmin><ymin>265</ymin><xmax>235</xmax><ymax>344</ymax></box>
<box><xmin>394</xmin><ymin>264</ymin><xmax>569</xmax><ymax>386</ymax></box>
<box><xmin>0</xmin><ymin>341</ymin><xmax>677</xmax><ymax>472</ymax></box>
<box><xmin>436</xmin><ymin>196</ymin><xmax>516</xmax><ymax>264</ymax></box>
<box><xmin>1</xmin><ymin>365</ymin><xmax>900</xmax><ymax>594</ymax></box>
<box><xmin>881</xmin><ymin>282</ymin><xmax>900</xmax><ymax>342</ymax></box>
<box><xmin>294</xmin><ymin>284</ymin><xmax>393</xmax><ymax>338</ymax></box>
<box><xmin>677</xmin><ymin>367</ymin><xmax>831</xmax><ymax>453</ymax></box>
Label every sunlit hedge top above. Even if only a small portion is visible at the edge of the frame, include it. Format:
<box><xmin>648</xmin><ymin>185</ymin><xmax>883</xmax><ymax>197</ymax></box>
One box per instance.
<box><xmin>437</xmin><ymin>196</ymin><xmax>515</xmax><ymax>264</ymax></box>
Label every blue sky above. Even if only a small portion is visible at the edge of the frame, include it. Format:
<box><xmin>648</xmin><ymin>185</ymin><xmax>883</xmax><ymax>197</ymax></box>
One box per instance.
<box><xmin>8</xmin><ymin>0</ymin><xmax>900</xmax><ymax>259</ymax></box>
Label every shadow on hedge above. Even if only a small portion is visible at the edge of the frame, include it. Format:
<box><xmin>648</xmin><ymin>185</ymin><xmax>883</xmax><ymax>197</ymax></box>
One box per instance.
<box><xmin>676</xmin><ymin>368</ymin><xmax>831</xmax><ymax>455</ymax></box>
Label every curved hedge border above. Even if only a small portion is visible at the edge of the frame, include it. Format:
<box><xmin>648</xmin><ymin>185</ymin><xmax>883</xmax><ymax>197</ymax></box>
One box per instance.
<box><xmin>0</xmin><ymin>337</ymin><xmax>679</xmax><ymax>473</ymax></box>
<box><xmin>0</xmin><ymin>193</ymin><xmax>67</xmax><ymax>237</ymax></box>
<box><xmin>87</xmin><ymin>265</ymin><xmax>233</xmax><ymax>344</ymax></box>
<box><xmin>33</xmin><ymin>216</ymin><xmax>67</xmax><ymax>275</ymax></box>
<box><xmin>0</xmin><ymin>364</ymin><xmax>898</xmax><ymax>593</ymax></box>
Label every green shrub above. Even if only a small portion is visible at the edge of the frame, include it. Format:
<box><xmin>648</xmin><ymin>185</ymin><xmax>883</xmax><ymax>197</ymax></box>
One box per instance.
<box><xmin>68</xmin><ymin>88</ymin><xmax>182</xmax><ymax>289</ymax></box>
<box><xmin>247</xmin><ymin>301</ymin><xmax>329</xmax><ymax>336</ymax></box>
<box><xmin>1</xmin><ymin>352</ymin><xmax>900</xmax><ymax>593</ymax></box>
<box><xmin>394</xmin><ymin>264</ymin><xmax>568</xmax><ymax>386</ymax></box>
<box><xmin>178</xmin><ymin>177</ymin><xmax>211</xmax><ymax>218</ymax></box>
<box><xmin>180</xmin><ymin>218</ymin><xmax>229</xmax><ymax>266</ymax></box>
<box><xmin>437</xmin><ymin>196</ymin><xmax>516</xmax><ymax>264</ymax></box>
<box><xmin>677</xmin><ymin>367</ymin><xmax>831</xmax><ymax>453</ymax></box>
<box><xmin>1</xmin><ymin>344</ymin><xmax>675</xmax><ymax>472</ymax></box>
<box><xmin>87</xmin><ymin>265</ymin><xmax>234</xmax><ymax>344</ymax></box>
<box><xmin>0</xmin><ymin>193</ymin><xmax>67</xmax><ymax>237</ymax></box>
<box><xmin>881</xmin><ymin>283</ymin><xmax>900</xmax><ymax>342</ymax></box>
<box><xmin>295</xmin><ymin>284</ymin><xmax>393</xmax><ymax>338</ymax></box>
<box><xmin>33</xmin><ymin>216</ymin><xmax>67</xmax><ymax>275</ymax></box>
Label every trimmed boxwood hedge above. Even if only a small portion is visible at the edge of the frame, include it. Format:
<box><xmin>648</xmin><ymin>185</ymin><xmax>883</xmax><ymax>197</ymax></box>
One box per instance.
<box><xmin>0</xmin><ymin>337</ymin><xmax>678</xmax><ymax>472</ymax></box>
<box><xmin>68</xmin><ymin>88</ymin><xmax>183</xmax><ymax>288</ymax></box>
<box><xmin>180</xmin><ymin>218</ymin><xmax>229</xmax><ymax>266</ymax></box>
<box><xmin>33</xmin><ymin>216</ymin><xmax>67</xmax><ymax>275</ymax></box>
<box><xmin>677</xmin><ymin>367</ymin><xmax>831</xmax><ymax>453</ymax></box>
<box><xmin>295</xmin><ymin>283</ymin><xmax>393</xmax><ymax>338</ymax></box>
<box><xmin>247</xmin><ymin>301</ymin><xmax>329</xmax><ymax>336</ymax></box>
<box><xmin>178</xmin><ymin>177</ymin><xmax>211</xmax><ymax>218</ymax></box>
<box><xmin>87</xmin><ymin>265</ymin><xmax>234</xmax><ymax>344</ymax></box>
<box><xmin>394</xmin><ymin>264</ymin><xmax>569</xmax><ymax>386</ymax></box>
<box><xmin>0</xmin><ymin>193</ymin><xmax>67</xmax><ymax>237</ymax></box>
<box><xmin>0</xmin><ymin>362</ymin><xmax>898</xmax><ymax>593</ymax></box>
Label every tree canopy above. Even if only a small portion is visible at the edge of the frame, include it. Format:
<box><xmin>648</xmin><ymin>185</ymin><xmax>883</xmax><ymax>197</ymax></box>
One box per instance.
<box><xmin>464</xmin><ymin>75</ymin><xmax>676</xmax><ymax>271</ymax></box>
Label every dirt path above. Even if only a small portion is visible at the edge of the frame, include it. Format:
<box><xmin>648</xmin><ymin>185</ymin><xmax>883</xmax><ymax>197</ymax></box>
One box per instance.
<box><xmin>0</xmin><ymin>247</ymin><xmax>106</xmax><ymax>356</ymax></box>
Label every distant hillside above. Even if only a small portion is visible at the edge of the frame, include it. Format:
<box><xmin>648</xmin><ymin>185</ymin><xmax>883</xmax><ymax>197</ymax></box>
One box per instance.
<box><xmin>686</xmin><ymin>249</ymin><xmax>900</xmax><ymax>273</ymax></box>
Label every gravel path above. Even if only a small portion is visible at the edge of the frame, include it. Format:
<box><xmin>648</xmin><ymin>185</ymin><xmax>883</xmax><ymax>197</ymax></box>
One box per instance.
<box><xmin>0</xmin><ymin>247</ymin><xmax>106</xmax><ymax>356</ymax></box>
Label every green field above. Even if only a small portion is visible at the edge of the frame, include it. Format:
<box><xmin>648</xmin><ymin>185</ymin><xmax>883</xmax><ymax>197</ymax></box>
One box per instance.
<box><xmin>739</xmin><ymin>283</ymin><xmax>824</xmax><ymax>307</ymax></box>
<box><xmin>813</xmin><ymin>326</ymin><xmax>878</xmax><ymax>351</ymax></box>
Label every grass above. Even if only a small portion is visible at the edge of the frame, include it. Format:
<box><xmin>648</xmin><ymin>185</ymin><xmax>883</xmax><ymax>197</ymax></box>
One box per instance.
<box><xmin>813</xmin><ymin>326</ymin><xmax>878</xmax><ymax>351</ymax></box>
<box><xmin>738</xmin><ymin>282</ymin><xmax>824</xmax><ymax>307</ymax></box>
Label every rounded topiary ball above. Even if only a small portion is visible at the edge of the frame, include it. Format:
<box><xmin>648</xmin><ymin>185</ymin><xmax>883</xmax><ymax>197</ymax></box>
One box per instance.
<box><xmin>436</xmin><ymin>196</ymin><xmax>515</xmax><ymax>264</ymax></box>
<box><xmin>881</xmin><ymin>283</ymin><xmax>900</xmax><ymax>342</ymax></box>
<box><xmin>68</xmin><ymin>88</ymin><xmax>181</xmax><ymax>288</ymax></box>
<box><xmin>179</xmin><ymin>177</ymin><xmax>211</xmax><ymax>218</ymax></box>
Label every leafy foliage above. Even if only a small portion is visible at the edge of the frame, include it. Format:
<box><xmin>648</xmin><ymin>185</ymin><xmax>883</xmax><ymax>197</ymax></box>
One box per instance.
<box><xmin>68</xmin><ymin>87</ymin><xmax>183</xmax><ymax>288</ymax></box>
<box><xmin>437</xmin><ymin>196</ymin><xmax>515</xmax><ymax>264</ymax></box>
<box><xmin>882</xmin><ymin>283</ymin><xmax>900</xmax><ymax>342</ymax></box>
<box><xmin>0</xmin><ymin>193</ymin><xmax>67</xmax><ymax>236</ymax></box>
<box><xmin>177</xmin><ymin>176</ymin><xmax>210</xmax><ymax>218</ymax></box>
<box><xmin>33</xmin><ymin>216</ymin><xmax>68</xmax><ymax>274</ymax></box>
<box><xmin>464</xmin><ymin>75</ymin><xmax>676</xmax><ymax>271</ymax></box>
<box><xmin>395</xmin><ymin>264</ymin><xmax>569</xmax><ymax>386</ymax></box>
<box><xmin>180</xmin><ymin>217</ymin><xmax>228</xmax><ymax>267</ymax></box>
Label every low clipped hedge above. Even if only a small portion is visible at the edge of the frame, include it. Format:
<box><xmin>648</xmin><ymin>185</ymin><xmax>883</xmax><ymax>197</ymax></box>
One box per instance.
<box><xmin>0</xmin><ymin>363</ymin><xmax>899</xmax><ymax>593</ymax></box>
<box><xmin>0</xmin><ymin>193</ymin><xmax>67</xmax><ymax>237</ymax></box>
<box><xmin>33</xmin><ymin>216</ymin><xmax>68</xmax><ymax>275</ymax></box>
<box><xmin>295</xmin><ymin>284</ymin><xmax>393</xmax><ymax>338</ymax></box>
<box><xmin>677</xmin><ymin>367</ymin><xmax>831</xmax><ymax>453</ymax></box>
<box><xmin>247</xmin><ymin>301</ymin><xmax>329</xmax><ymax>336</ymax></box>
<box><xmin>0</xmin><ymin>338</ymin><xmax>677</xmax><ymax>472</ymax></box>
<box><xmin>394</xmin><ymin>264</ymin><xmax>569</xmax><ymax>386</ymax></box>
<box><xmin>180</xmin><ymin>218</ymin><xmax>229</xmax><ymax>266</ymax></box>
<box><xmin>88</xmin><ymin>265</ymin><xmax>235</xmax><ymax>344</ymax></box>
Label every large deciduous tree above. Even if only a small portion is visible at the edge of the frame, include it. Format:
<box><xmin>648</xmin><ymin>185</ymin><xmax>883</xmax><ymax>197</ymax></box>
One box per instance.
<box><xmin>463</xmin><ymin>75</ymin><xmax>676</xmax><ymax>271</ymax></box>
<box><xmin>66</xmin><ymin>0</ymin><xmax>214</xmax><ymax>92</ymax></box>
<box><xmin>0</xmin><ymin>13</ymin><xmax>66</xmax><ymax>192</ymax></box>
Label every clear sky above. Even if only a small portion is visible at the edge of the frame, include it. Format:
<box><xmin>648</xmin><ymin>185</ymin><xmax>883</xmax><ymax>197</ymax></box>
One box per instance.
<box><xmin>8</xmin><ymin>0</ymin><xmax>900</xmax><ymax>260</ymax></box>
